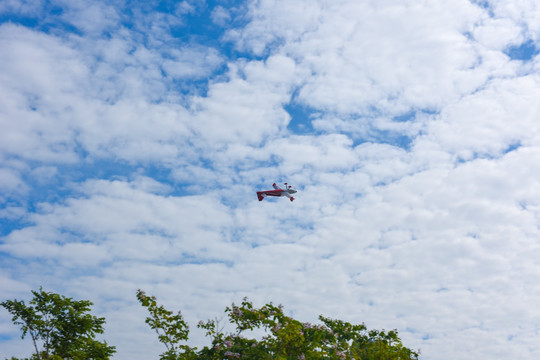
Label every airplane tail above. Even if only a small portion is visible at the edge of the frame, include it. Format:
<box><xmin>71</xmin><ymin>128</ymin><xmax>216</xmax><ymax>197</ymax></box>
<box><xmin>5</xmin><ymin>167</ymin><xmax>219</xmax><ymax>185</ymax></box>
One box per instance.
<box><xmin>257</xmin><ymin>192</ymin><xmax>265</xmax><ymax>201</ymax></box>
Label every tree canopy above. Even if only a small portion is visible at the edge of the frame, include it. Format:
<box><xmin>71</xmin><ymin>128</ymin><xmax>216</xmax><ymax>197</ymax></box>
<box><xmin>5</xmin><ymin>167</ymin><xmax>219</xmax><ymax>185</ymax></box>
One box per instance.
<box><xmin>1</xmin><ymin>288</ymin><xmax>115</xmax><ymax>360</ymax></box>
<box><xmin>137</xmin><ymin>290</ymin><xmax>419</xmax><ymax>360</ymax></box>
<box><xmin>4</xmin><ymin>288</ymin><xmax>419</xmax><ymax>359</ymax></box>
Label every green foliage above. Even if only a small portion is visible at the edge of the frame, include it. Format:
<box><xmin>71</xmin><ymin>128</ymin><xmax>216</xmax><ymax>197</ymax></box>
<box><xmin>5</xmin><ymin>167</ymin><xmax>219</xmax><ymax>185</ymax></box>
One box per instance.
<box><xmin>1</xmin><ymin>287</ymin><xmax>115</xmax><ymax>360</ymax></box>
<box><xmin>136</xmin><ymin>289</ymin><xmax>197</xmax><ymax>360</ymax></box>
<box><xmin>138</xmin><ymin>292</ymin><xmax>420</xmax><ymax>360</ymax></box>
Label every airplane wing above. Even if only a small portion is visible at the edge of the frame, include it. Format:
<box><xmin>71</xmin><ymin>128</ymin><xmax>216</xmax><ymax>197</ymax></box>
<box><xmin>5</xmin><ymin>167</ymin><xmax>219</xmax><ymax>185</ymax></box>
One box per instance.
<box><xmin>272</xmin><ymin>183</ymin><xmax>281</xmax><ymax>190</ymax></box>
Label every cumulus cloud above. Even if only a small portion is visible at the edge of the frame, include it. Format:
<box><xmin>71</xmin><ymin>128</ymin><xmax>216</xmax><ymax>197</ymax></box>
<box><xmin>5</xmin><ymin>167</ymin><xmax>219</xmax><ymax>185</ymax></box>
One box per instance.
<box><xmin>229</xmin><ymin>0</ymin><xmax>509</xmax><ymax>119</ymax></box>
<box><xmin>417</xmin><ymin>74</ymin><xmax>540</xmax><ymax>162</ymax></box>
<box><xmin>211</xmin><ymin>5</ymin><xmax>232</xmax><ymax>27</ymax></box>
<box><xmin>189</xmin><ymin>54</ymin><xmax>298</xmax><ymax>146</ymax></box>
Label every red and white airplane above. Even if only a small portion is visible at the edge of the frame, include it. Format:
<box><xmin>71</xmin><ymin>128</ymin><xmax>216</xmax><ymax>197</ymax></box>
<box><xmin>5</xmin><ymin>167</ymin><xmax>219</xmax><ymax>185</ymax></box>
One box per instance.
<box><xmin>257</xmin><ymin>183</ymin><xmax>297</xmax><ymax>202</ymax></box>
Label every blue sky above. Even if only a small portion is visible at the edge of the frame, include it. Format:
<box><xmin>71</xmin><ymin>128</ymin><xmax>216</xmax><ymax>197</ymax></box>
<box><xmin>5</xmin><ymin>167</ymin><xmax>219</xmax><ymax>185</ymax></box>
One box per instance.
<box><xmin>2</xmin><ymin>1</ymin><xmax>540</xmax><ymax>359</ymax></box>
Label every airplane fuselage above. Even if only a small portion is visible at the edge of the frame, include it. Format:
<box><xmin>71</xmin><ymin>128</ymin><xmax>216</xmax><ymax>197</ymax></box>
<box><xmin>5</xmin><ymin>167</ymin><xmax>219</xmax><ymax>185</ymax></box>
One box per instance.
<box><xmin>257</xmin><ymin>183</ymin><xmax>297</xmax><ymax>202</ymax></box>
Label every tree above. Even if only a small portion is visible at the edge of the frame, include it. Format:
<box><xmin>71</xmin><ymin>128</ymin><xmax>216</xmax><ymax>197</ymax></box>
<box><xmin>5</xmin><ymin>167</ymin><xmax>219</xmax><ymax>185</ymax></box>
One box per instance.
<box><xmin>1</xmin><ymin>287</ymin><xmax>115</xmax><ymax>360</ymax></box>
<box><xmin>136</xmin><ymin>289</ymin><xmax>196</xmax><ymax>360</ymax></box>
<box><xmin>138</xmin><ymin>291</ymin><xmax>419</xmax><ymax>360</ymax></box>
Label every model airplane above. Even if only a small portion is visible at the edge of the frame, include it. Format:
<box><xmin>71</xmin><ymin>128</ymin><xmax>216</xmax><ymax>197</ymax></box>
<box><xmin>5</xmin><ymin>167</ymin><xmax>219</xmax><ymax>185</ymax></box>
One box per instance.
<box><xmin>257</xmin><ymin>183</ymin><xmax>297</xmax><ymax>202</ymax></box>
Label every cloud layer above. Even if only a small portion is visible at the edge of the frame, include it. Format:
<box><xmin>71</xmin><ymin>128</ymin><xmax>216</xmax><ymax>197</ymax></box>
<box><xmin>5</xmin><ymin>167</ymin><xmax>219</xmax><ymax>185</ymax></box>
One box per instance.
<box><xmin>2</xmin><ymin>1</ymin><xmax>540</xmax><ymax>359</ymax></box>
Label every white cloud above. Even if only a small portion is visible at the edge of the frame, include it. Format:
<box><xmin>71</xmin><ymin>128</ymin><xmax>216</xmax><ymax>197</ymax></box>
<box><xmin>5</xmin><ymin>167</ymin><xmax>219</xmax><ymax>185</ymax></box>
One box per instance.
<box><xmin>226</xmin><ymin>0</ymin><xmax>323</xmax><ymax>55</ymax></box>
<box><xmin>189</xmin><ymin>55</ymin><xmax>298</xmax><ymax>146</ymax></box>
<box><xmin>418</xmin><ymin>74</ymin><xmax>540</xmax><ymax>162</ymax></box>
<box><xmin>211</xmin><ymin>5</ymin><xmax>231</xmax><ymax>26</ymax></box>
<box><xmin>0</xmin><ymin>167</ymin><xmax>27</xmax><ymax>199</ymax></box>
<box><xmin>473</xmin><ymin>17</ymin><xmax>523</xmax><ymax>50</ymax></box>
<box><xmin>266</xmin><ymin>134</ymin><xmax>358</xmax><ymax>173</ymax></box>
<box><xmin>0</xmin><ymin>21</ymin><xmax>224</xmax><ymax>165</ymax></box>
<box><xmin>54</xmin><ymin>0</ymin><xmax>121</xmax><ymax>35</ymax></box>
<box><xmin>229</xmin><ymin>0</ymin><xmax>502</xmax><ymax>117</ymax></box>
<box><xmin>161</xmin><ymin>46</ymin><xmax>223</xmax><ymax>79</ymax></box>
<box><xmin>0</xmin><ymin>0</ymin><xmax>44</xmax><ymax>17</ymax></box>
<box><xmin>1</xmin><ymin>178</ymin><xmax>235</xmax><ymax>265</ymax></box>
<box><xmin>30</xmin><ymin>166</ymin><xmax>58</xmax><ymax>183</ymax></box>
<box><xmin>490</xmin><ymin>0</ymin><xmax>540</xmax><ymax>40</ymax></box>
<box><xmin>0</xmin><ymin>24</ymin><xmax>85</xmax><ymax>162</ymax></box>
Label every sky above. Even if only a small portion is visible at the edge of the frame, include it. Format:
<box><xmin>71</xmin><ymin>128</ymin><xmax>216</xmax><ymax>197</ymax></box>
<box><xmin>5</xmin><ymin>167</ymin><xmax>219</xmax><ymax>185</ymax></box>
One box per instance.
<box><xmin>1</xmin><ymin>0</ymin><xmax>540</xmax><ymax>359</ymax></box>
